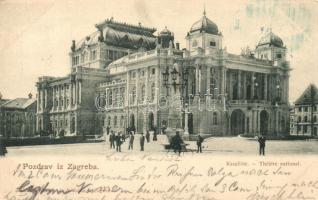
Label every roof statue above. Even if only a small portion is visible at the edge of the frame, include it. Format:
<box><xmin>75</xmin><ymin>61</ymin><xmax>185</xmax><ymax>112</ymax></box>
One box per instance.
<box><xmin>72</xmin><ymin>18</ymin><xmax>157</xmax><ymax>52</ymax></box>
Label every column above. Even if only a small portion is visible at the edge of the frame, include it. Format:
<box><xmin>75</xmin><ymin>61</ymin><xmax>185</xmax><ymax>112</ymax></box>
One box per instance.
<box><xmin>220</xmin><ymin>67</ymin><xmax>225</xmax><ymax>95</ymax></box>
<box><xmin>145</xmin><ymin>67</ymin><xmax>149</xmax><ymax>100</ymax></box>
<box><xmin>251</xmin><ymin>72</ymin><xmax>255</xmax><ymax>100</ymax></box>
<box><xmin>228</xmin><ymin>70</ymin><xmax>232</xmax><ymax>100</ymax></box>
<box><xmin>64</xmin><ymin>84</ymin><xmax>66</xmax><ymax>110</ymax></box>
<box><xmin>37</xmin><ymin>88</ymin><xmax>40</xmax><ymax>112</ymax></box>
<box><xmin>257</xmin><ymin>109</ymin><xmax>260</xmax><ymax>134</ymax></box>
<box><xmin>70</xmin><ymin>83</ymin><xmax>73</xmax><ymax>108</ymax></box>
<box><xmin>135</xmin><ymin>70</ymin><xmax>139</xmax><ymax>104</ymax></box>
<box><xmin>238</xmin><ymin>71</ymin><xmax>241</xmax><ymax>100</ymax></box>
<box><xmin>195</xmin><ymin>65</ymin><xmax>199</xmax><ymax>95</ymax></box>
<box><xmin>206</xmin><ymin>66</ymin><xmax>211</xmax><ymax>95</ymax></box>
<box><xmin>184</xmin><ymin>111</ymin><xmax>189</xmax><ymax>135</ymax></box>
<box><xmin>135</xmin><ymin>70</ymin><xmax>139</xmax><ymax>131</ymax></box>
<box><xmin>75</xmin><ymin>81</ymin><xmax>78</xmax><ymax>105</ymax></box>
<box><xmin>44</xmin><ymin>89</ymin><xmax>48</xmax><ymax>109</ymax></box>
<box><xmin>79</xmin><ymin>81</ymin><xmax>82</xmax><ymax>104</ymax></box>
<box><xmin>74</xmin><ymin>113</ymin><xmax>78</xmax><ymax>135</ymax></box>
<box><xmin>264</xmin><ymin>74</ymin><xmax>268</xmax><ymax>101</ymax></box>
<box><xmin>242</xmin><ymin>72</ymin><xmax>246</xmax><ymax>100</ymax></box>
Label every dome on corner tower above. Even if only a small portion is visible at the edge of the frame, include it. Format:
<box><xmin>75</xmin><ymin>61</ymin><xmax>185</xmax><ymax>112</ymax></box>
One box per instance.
<box><xmin>189</xmin><ymin>11</ymin><xmax>220</xmax><ymax>35</ymax></box>
<box><xmin>257</xmin><ymin>31</ymin><xmax>284</xmax><ymax>48</ymax></box>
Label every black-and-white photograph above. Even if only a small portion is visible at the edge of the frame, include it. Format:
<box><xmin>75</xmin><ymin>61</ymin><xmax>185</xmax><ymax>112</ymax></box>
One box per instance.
<box><xmin>1</xmin><ymin>0</ymin><xmax>318</xmax><ymax>157</ymax></box>
<box><xmin>1</xmin><ymin>1</ymin><xmax>318</xmax><ymax>200</ymax></box>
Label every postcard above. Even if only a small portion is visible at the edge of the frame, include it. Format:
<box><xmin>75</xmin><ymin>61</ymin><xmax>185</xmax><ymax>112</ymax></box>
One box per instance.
<box><xmin>0</xmin><ymin>0</ymin><xmax>317</xmax><ymax>199</ymax></box>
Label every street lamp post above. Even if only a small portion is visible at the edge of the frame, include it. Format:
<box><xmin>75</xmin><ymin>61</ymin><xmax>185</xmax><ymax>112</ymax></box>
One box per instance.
<box><xmin>184</xmin><ymin>103</ymin><xmax>190</xmax><ymax>137</ymax></box>
<box><xmin>161</xmin><ymin>65</ymin><xmax>190</xmax><ymax>134</ymax></box>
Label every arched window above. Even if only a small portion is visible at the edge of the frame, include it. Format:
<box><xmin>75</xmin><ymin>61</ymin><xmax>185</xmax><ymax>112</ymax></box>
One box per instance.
<box><xmin>108</xmin><ymin>116</ymin><xmax>111</xmax><ymax>126</ymax></box>
<box><xmin>108</xmin><ymin>90</ymin><xmax>113</xmax><ymax>106</ymax></box>
<box><xmin>120</xmin><ymin>116</ymin><xmax>124</xmax><ymax>127</ymax></box>
<box><xmin>141</xmin><ymin>85</ymin><xmax>146</xmax><ymax>102</ymax></box>
<box><xmin>151</xmin><ymin>83</ymin><xmax>155</xmax><ymax>102</ymax></box>
<box><xmin>114</xmin><ymin>88</ymin><xmax>119</xmax><ymax>107</ymax></box>
<box><xmin>114</xmin><ymin>116</ymin><xmax>117</xmax><ymax>127</ymax></box>
<box><xmin>131</xmin><ymin>87</ymin><xmax>136</xmax><ymax>104</ymax></box>
<box><xmin>304</xmin><ymin>116</ymin><xmax>308</xmax><ymax>122</ymax></box>
<box><xmin>213</xmin><ymin>112</ymin><xmax>218</xmax><ymax>125</ymax></box>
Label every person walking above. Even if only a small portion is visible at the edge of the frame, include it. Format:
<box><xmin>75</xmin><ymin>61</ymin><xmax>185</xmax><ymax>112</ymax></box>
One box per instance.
<box><xmin>140</xmin><ymin>133</ymin><xmax>145</xmax><ymax>151</ymax></box>
<box><xmin>121</xmin><ymin>132</ymin><xmax>126</xmax><ymax>142</ymax></box>
<box><xmin>128</xmin><ymin>132</ymin><xmax>134</xmax><ymax>150</ymax></box>
<box><xmin>109</xmin><ymin>131</ymin><xmax>115</xmax><ymax>149</ymax></box>
<box><xmin>171</xmin><ymin>131</ymin><xmax>183</xmax><ymax>156</ymax></box>
<box><xmin>258</xmin><ymin>135</ymin><xmax>266</xmax><ymax>156</ymax></box>
<box><xmin>115</xmin><ymin>132</ymin><xmax>122</xmax><ymax>152</ymax></box>
<box><xmin>106</xmin><ymin>126</ymin><xmax>111</xmax><ymax>135</ymax></box>
<box><xmin>146</xmin><ymin>130</ymin><xmax>150</xmax><ymax>143</ymax></box>
<box><xmin>196</xmin><ymin>134</ymin><xmax>204</xmax><ymax>153</ymax></box>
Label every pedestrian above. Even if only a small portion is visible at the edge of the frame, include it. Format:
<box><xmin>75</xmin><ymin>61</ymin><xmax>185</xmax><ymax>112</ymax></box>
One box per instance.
<box><xmin>197</xmin><ymin>134</ymin><xmax>204</xmax><ymax>153</ymax></box>
<box><xmin>258</xmin><ymin>135</ymin><xmax>266</xmax><ymax>156</ymax></box>
<box><xmin>128</xmin><ymin>132</ymin><xmax>134</xmax><ymax>150</ymax></box>
<box><xmin>0</xmin><ymin>135</ymin><xmax>7</xmax><ymax>156</ymax></box>
<box><xmin>171</xmin><ymin>131</ymin><xmax>183</xmax><ymax>156</ymax></box>
<box><xmin>109</xmin><ymin>131</ymin><xmax>115</xmax><ymax>149</ymax></box>
<box><xmin>146</xmin><ymin>130</ymin><xmax>150</xmax><ymax>143</ymax></box>
<box><xmin>140</xmin><ymin>132</ymin><xmax>145</xmax><ymax>151</ymax></box>
<box><xmin>121</xmin><ymin>132</ymin><xmax>126</xmax><ymax>142</ymax></box>
<box><xmin>153</xmin><ymin>127</ymin><xmax>158</xmax><ymax>141</ymax></box>
<box><xmin>115</xmin><ymin>132</ymin><xmax>122</xmax><ymax>152</ymax></box>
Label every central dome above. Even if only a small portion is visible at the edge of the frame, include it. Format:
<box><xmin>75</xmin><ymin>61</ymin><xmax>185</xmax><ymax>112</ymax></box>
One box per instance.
<box><xmin>189</xmin><ymin>12</ymin><xmax>220</xmax><ymax>35</ymax></box>
<box><xmin>257</xmin><ymin>32</ymin><xmax>284</xmax><ymax>48</ymax></box>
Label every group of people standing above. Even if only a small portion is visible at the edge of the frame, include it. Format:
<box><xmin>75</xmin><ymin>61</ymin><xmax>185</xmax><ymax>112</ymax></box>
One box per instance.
<box><xmin>107</xmin><ymin>126</ymin><xmax>157</xmax><ymax>152</ymax></box>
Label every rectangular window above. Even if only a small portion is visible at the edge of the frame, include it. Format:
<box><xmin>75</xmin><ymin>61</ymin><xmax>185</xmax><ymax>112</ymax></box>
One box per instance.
<box><xmin>109</xmin><ymin>50</ymin><xmax>113</xmax><ymax>60</ymax></box>
<box><xmin>304</xmin><ymin>107</ymin><xmax>308</xmax><ymax>112</ymax></box>
<box><xmin>298</xmin><ymin>107</ymin><xmax>302</xmax><ymax>112</ymax></box>
<box><xmin>210</xmin><ymin>41</ymin><xmax>216</xmax><ymax>46</ymax></box>
<box><xmin>91</xmin><ymin>50</ymin><xmax>96</xmax><ymax>60</ymax></box>
<box><xmin>152</xmin><ymin>68</ymin><xmax>156</xmax><ymax>75</ymax></box>
<box><xmin>304</xmin><ymin>125</ymin><xmax>307</xmax><ymax>133</ymax></box>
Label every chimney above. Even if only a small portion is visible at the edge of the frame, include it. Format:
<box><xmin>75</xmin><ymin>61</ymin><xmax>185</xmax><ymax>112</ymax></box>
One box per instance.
<box><xmin>176</xmin><ymin>42</ymin><xmax>180</xmax><ymax>50</ymax></box>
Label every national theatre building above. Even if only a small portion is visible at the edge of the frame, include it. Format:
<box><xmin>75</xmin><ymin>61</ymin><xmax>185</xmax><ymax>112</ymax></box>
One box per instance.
<box><xmin>36</xmin><ymin>11</ymin><xmax>290</xmax><ymax>137</ymax></box>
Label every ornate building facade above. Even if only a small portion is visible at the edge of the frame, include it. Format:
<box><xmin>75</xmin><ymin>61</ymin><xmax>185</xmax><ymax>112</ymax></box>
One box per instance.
<box><xmin>37</xmin><ymin>12</ymin><xmax>291</xmax><ymax>137</ymax></box>
<box><xmin>36</xmin><ymin>19</ymin><xmax>157</xmax><ymax>136</ymax></box>
<box><xmin>98</xmin><ymin>12</ymin><xmax>290</xmax><ymax>137</ymax></box>
<box><xmin>290</xmin><ymin>84</ymin><xmax>318</xmax><ymax>136</ymax></box>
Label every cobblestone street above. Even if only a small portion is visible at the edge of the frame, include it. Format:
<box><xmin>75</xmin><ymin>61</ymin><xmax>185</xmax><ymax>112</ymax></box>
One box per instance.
<box><xmin>6</xmin><ymin>135</ymin><xmax>318</xmax><ymax>156</ymax></box>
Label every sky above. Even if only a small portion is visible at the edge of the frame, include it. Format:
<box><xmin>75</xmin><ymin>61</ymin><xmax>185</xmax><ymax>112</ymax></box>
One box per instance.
<box><xmin>0</xmin><ymin>0</ymin><xmax>317</xmax><ymax>103</ymax></box>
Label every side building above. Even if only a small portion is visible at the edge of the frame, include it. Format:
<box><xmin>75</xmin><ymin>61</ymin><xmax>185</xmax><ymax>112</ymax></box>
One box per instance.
<box><xmin>290</xmin><ymin>84</ymin><xmax>318</xmax><ymax>136</ymax></box>
<box><xmin>0</xmin><ymin>94</ymin><xmax>37</xmax><ymax>138</ymax></box>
